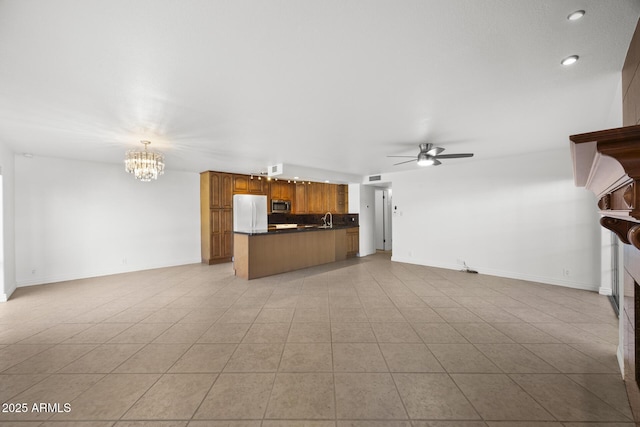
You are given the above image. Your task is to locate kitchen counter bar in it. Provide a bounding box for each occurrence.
[233,226,358,279]
[235,224,358,235]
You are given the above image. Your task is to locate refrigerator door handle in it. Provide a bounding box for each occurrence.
[251,202,256,229]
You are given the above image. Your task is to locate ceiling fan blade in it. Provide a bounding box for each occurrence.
[393,159,417,166]
[433,153,474,159]
[427,147,444,156]
[387,155,416,158]
[432,159,442,166]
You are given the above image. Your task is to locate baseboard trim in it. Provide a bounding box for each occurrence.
[599,287,613,296]
[390,256,599,292]
[16,258,201,288]
[0,286,14,302]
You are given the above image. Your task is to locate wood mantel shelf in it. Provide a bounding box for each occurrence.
[570,124,640,249]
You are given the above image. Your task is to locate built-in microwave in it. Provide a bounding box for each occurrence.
[271,199,291,213]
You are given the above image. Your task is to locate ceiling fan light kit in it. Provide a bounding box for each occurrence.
[417,153,434,166]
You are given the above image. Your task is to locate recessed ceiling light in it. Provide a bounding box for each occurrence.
[567,10,585,21]
[561,55,579,66]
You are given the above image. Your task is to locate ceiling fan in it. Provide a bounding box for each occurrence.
[388,143,474,166]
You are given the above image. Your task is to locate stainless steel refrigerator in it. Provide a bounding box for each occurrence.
[233,194,268,232]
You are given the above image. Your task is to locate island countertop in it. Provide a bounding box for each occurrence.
[233,225,360,279]
[234,223,359,236]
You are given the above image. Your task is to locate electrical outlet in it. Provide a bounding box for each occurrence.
[563,268,571,276]
[122,258,127,265]
[31,269,36,275]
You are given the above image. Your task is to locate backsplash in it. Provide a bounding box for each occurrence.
[269,213,359,226]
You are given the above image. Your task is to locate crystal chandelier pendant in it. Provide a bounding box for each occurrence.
[124,140,165,181]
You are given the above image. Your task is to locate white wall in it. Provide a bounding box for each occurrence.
[15,155,201,286]
[0,142,15,301]
[349,183,376,257]
[389,148,602,290]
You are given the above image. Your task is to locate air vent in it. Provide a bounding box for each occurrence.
[369,175,381,182]
[268,163,283,176]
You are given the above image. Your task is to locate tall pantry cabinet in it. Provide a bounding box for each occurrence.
[200,172,233,264]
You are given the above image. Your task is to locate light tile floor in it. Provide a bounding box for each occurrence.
[0,252,634,426]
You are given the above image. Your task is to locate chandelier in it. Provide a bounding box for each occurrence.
[124,140,165,182]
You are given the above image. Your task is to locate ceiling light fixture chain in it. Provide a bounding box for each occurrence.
[124,140,165,182]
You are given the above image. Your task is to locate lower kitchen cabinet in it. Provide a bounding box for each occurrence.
[210,209,233,260]
[346,227,359,258]
[234,226,360,279]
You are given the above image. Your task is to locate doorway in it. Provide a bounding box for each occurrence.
[375,188,392,251]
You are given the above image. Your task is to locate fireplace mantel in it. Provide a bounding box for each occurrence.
[570,125,640,249]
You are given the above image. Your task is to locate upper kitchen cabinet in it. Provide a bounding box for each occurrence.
[249,177,267,194]
[326,184,337,213]
[204,171,232,209]
[306,182,349,214]
[233,175,267,195]
[337,185,348,214]
[294,183,308,214]
[269,180,294,201]
[307,182,326,213]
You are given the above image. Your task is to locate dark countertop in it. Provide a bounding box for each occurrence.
[234,224,359,236]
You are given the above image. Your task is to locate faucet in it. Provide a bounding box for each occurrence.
[322,212,333,228]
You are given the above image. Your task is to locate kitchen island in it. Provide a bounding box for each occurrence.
[233,225,359,279]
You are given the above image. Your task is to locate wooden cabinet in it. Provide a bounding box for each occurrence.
[303,182,348,214]
[201,171,234,264]
[269,181,279,200]
[233,175,266,195]
[208,172,233,209]
[211,209,233,259]
[249,177,266,194]
[337,185,348,214]
[235,227,358,279]
[233,175,248,193]
[209,172,221,208]
[269,180,294,201]
[346,227,359,258]
[307,182,326,213]
[221,174,233,208]
[326,184,337,213]
[294,183,308,214]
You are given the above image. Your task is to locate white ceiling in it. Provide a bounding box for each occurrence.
[1,0,639,182]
